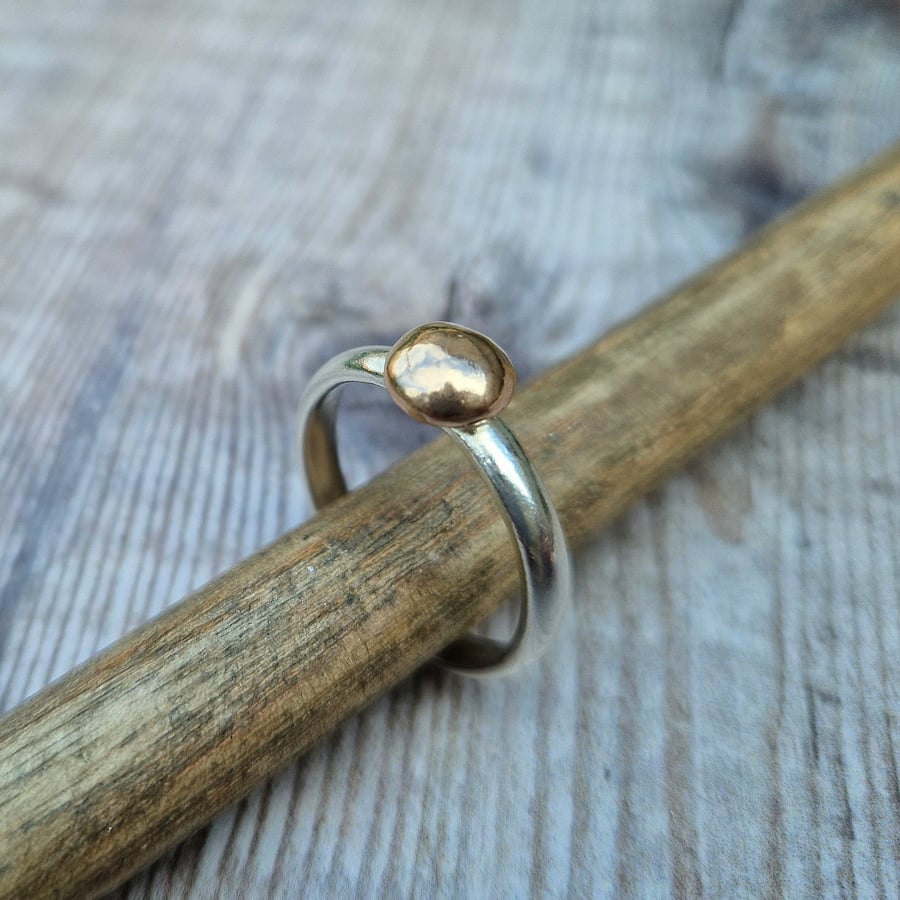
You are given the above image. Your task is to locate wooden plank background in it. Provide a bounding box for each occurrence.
[1,1,898,897]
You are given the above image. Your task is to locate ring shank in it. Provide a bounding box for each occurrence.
[296,347,570,676]
[298,348,386,508]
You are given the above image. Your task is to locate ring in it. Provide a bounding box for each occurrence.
[296,322,571,677]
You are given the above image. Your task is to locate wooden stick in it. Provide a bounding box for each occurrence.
[1,145,899,900]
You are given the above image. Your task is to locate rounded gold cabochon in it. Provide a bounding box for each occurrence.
[385,322,516,427]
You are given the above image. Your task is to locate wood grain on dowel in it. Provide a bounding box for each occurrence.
[1,146,899,900]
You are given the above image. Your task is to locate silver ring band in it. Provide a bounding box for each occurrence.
[296,326,570,677]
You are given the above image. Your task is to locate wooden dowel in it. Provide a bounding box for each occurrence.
[1,145,899,900]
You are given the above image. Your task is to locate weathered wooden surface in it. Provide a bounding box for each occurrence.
[2,148,899,900]
[0,1,898,897]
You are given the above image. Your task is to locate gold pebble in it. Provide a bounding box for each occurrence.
[385,322,516,427]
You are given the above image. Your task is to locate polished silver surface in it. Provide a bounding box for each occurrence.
[295,327,570,677]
